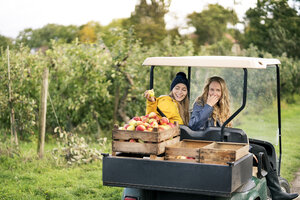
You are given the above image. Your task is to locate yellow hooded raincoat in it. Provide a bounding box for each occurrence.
[146,95,183,125]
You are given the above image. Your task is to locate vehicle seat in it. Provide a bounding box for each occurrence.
[179,125,248,144]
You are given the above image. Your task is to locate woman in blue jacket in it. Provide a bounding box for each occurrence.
[189,76,232,130]
[189,76,298,200]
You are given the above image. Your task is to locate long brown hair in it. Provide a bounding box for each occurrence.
[194,76,232,127]
[169,92,190,126]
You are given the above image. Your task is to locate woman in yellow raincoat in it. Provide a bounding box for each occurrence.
[144,72,189,125]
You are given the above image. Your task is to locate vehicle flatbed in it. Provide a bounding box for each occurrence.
[102,153,253,197]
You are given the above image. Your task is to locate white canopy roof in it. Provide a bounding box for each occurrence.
[142,56,281,69]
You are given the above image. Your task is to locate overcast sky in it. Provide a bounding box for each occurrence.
[0,0,256,39]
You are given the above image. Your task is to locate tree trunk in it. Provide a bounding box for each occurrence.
[117,71,134,123]
[38,67,49,159]
[112,56,130,125]
[7,46,18,147]
[113,81,120,125]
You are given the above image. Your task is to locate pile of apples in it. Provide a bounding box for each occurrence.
[119,112,176,132]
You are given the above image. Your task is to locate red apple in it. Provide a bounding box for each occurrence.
[141,116,149,123]
[136,121,143,126]
[124,124,130,129]
[129,139,136,143]
[147,127,153,132]
[149,118,157,124]
[159,117,169,125]
[143,123,150,129]
[127,125,135,131]
[150,121,159,128]
[128,119,137,127]
[136,124,146,131]
[148,112,157,119]
[168,122,176,128]
[133,116,141,121]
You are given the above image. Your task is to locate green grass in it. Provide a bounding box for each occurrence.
[0,99,300,199]
[0,141,122,200]
[236,97,300,182]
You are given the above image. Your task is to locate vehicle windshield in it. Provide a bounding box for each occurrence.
[190,67,278,145]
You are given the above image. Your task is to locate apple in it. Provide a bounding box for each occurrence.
[124,124,130,129]
[148,89,155,97]
[150,121,159,128]
[148,118,157,124]
[148,112,157,119]
[136,124,146,131]
[129,139,136,143]
[133,116,141,121]
[141,116,149,123]
[168,122,176,128]
[127,125,135,131]
[143,122,150,129]
[160,117,169,125]
[176,156,187,159]
[147,127,153,132]
[128,119,137,127]
[136,121,143,126]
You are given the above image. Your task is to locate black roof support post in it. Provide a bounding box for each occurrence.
[150,66,155,89]
[188,67,191,99]
[221,68,248,141]
[276,64,282,176]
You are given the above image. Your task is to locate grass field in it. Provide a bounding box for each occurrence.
[236,96,300,182]
[0,140,122,200]
[0,99,300,200]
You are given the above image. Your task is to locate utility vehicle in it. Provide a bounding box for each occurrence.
[102,56,292,200]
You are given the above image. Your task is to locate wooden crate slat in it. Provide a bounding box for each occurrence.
[165,140,214,159]
[165,146,199,157]
[113,136,180,155]
[199,148,236,165]
[164,156,198,163]
[112,141,158,154]
[112,129,159,142]
[112,124,179,142]
[157,127,180,142]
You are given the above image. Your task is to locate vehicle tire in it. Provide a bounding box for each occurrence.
[279,177,291,193]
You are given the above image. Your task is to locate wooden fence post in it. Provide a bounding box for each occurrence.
[38,67,49,159]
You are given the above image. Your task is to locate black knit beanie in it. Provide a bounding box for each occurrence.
[170,72,189,91]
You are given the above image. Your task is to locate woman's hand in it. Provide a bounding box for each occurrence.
[207,94,219,107]
[144,90,155,102]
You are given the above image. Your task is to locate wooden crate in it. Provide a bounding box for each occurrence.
[199,142,249,165]
[165,140,214,163]
[112,123,180,155]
